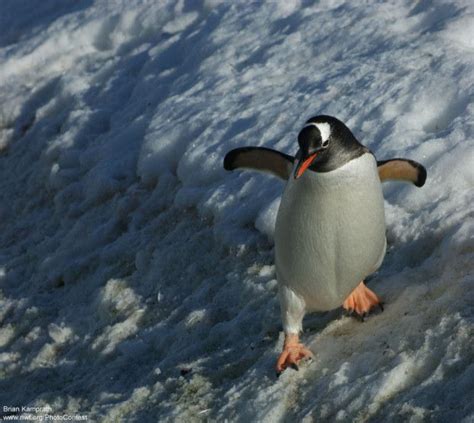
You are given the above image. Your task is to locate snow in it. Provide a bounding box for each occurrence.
[0,0,473,421]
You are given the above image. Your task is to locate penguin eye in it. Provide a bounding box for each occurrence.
[322,139,330,148]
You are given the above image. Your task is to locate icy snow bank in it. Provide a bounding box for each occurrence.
[0,0,473,421]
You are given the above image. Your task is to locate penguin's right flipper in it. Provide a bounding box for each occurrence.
[377,158,427,187]
[224,147,294,180]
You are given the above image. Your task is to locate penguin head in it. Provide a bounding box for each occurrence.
[294,115,367,179]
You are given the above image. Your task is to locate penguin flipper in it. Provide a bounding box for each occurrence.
[223,147,294,180]
[377,158,427,187]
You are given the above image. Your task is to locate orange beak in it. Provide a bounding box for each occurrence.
[295,153,318,179]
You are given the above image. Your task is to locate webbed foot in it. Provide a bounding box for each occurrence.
[276,333,313,376]
[343,281,383,320]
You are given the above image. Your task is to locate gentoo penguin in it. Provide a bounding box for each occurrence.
[224,115,426,375]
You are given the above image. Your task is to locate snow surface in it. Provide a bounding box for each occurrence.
[0,0,473,421]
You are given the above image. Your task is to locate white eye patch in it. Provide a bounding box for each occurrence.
[303,122,331,144]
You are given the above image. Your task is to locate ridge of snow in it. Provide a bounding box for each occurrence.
[0,0,473,421]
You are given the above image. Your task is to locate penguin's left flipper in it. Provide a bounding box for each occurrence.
[377,158,427,187]
[224,147,294,180]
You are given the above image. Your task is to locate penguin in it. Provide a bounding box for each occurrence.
[223,115,426,375]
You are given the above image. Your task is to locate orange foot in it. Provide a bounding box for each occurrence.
[343,281,384,321]
[276,333,313,376]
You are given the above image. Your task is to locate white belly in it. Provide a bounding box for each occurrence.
[275,153,386,311]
